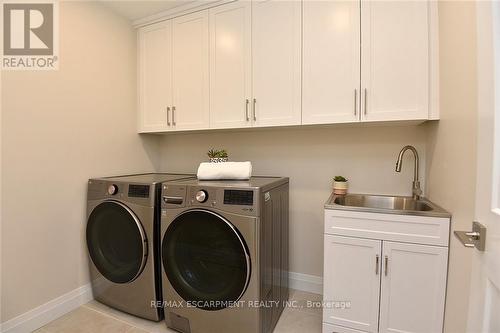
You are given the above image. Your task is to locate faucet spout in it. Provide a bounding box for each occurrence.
[395,145,421,200]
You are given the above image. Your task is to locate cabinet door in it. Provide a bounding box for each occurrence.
[380,241,448,333]
[361,1,429,121]
[209,1,252,129]
[323,235,381,332]
[172,11,209,130]
[252,0,301,127]
[303,1,360,124]
[138,21,172,132]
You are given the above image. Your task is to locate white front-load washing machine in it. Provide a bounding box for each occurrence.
[86,173,193,321]
[160,177,289,332]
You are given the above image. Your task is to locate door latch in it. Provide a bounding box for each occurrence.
[454,221,486,251]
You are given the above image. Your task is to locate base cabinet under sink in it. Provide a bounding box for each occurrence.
[323,210,450,333]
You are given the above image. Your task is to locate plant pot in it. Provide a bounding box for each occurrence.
[209,157,228,163]
[333,181,348,195]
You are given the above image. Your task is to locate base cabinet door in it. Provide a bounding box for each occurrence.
[209,1,252,129]
[379,241,448,333]
[138,21,172,132]
[323,235,382,333]
[172,10,210,130]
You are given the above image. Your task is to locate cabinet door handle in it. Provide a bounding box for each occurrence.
[245,99,250,121]
[375,254,380,275]
[172,106,176,125]
[252,98,257,121]
[384,255,389,276]
[166,106,171,126]
[364,88,368,115]
[354,89,358,116]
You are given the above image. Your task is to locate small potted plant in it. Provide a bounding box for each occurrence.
[207,149,229,163]
[333,176,348,195]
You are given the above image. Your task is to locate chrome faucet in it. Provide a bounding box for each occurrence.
[395,145,422,200]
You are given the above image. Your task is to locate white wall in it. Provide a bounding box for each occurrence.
[1,2,160,322]
[425,2,478,333]
[158,125,427,276]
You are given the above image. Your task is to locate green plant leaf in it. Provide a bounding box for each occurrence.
[207,148,229,159]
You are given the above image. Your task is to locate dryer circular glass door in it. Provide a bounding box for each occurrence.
[86,201,147,284]
[162,209,250,311]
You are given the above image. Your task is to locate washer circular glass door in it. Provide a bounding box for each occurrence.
[86,201,147,284]
[162,209,250,311]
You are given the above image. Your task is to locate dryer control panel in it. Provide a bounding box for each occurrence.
[161,185,260,217]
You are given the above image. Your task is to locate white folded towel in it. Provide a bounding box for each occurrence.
[197,161,252,180]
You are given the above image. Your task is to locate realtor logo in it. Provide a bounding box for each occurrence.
[2,1,59,70]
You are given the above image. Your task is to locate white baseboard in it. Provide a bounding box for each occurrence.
[0,272,322,333]
[289,271,323,295]
[1,284,93,333]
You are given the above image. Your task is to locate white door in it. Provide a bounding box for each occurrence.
[172,10,210,130]
[323,235,381,333]
[209,1,252,129]
[302,1,360,124]
[465,3,500,332]
[379,241,448,333]
[360,0,429,122]
[138,21,172,132]
[252,0,301,127]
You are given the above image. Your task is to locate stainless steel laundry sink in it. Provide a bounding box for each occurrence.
[325,193,450,217]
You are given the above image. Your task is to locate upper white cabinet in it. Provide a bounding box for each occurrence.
[361,1,429,121]
[209,0,301,129]
[172,11,210,130]
[138,21,172,132]
[138,0,436,133]
[138,12,209,133]
[252,0,301,127]
[209,1,252,129]
[303,1,360,124]
[303,0,431,124]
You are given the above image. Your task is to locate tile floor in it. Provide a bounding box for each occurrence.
[33,289,322,333]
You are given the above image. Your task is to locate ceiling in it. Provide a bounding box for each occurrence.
[99,1,195,21]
